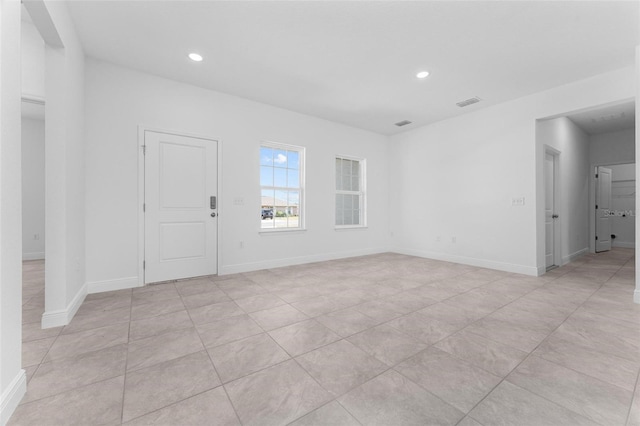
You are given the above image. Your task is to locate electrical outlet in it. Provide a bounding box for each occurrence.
[436,236,441,242]
[239,241,244,249]
[451,236,456,243]
[33,234,39,240]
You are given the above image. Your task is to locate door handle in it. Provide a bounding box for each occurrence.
[211,212,217,217]
[552,214,559,219]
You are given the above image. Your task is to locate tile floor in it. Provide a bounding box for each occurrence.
[11,249,640,425]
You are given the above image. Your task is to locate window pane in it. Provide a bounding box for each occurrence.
[335,158,342,177]
[288,151,299,170]
[353,209,360,225]
[344,195,353,210]
[288,191,300,207]
[342,159,351,175]
[352,194,360,210]
[342,175,352,191]
[260,166,273,186]
[344,210,353,225]
[336,194,344,209]
[274,150,288,168]
[352,160,359,175]
[336,208,344,226]
[261,189,275,229]
[287,169,299,188]
[274,168,287,187]
[274,190,287,207]
[351,176,359,191]
[260,147,273,166]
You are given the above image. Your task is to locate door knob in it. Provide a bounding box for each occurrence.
[552,214,559,219]
[211,212,217,217]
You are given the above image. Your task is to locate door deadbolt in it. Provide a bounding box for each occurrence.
[211,212,217,217]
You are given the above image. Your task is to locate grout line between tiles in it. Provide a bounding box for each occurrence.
[458,259,630,425]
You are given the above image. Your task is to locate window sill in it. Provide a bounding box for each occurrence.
[335,226,368,231]
[259,228,307,235]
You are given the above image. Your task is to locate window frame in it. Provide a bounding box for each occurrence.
[334,155,367,229]
[259,141,306,233]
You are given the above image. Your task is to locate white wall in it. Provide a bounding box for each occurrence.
[0,0,26,423]
[388,66,635,275]
[39,0,86,328]
[84,59,389,290]
[21,118,45,260]
[538,117,590,263]
[590,128,635,166]
[20,20,44,99]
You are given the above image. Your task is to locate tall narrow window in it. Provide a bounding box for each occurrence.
[260,142,304,230]
[335,156,366,227]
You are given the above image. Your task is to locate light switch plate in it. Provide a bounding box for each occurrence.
[512,197,525,207]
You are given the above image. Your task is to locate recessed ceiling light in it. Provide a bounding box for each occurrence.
[416,71,430,79]
[188,53,203,62]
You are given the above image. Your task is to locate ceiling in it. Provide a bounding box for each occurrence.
[567,101,635,135]
[65,1,639,136]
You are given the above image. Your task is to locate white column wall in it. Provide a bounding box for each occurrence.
[41,0,86,328]
[0,0,26,422]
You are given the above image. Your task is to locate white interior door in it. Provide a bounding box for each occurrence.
[144,131,218,284]
[544,153,557,268]
[596,166,612,253]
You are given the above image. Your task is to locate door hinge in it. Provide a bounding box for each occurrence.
[143,260,146,269]
[595,236,598,240]
[142,145,146,155]
[595,173,598,178]
[143,203,146,212]
[595,205,598,209]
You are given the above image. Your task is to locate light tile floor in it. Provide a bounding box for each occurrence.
[11,249,640,425]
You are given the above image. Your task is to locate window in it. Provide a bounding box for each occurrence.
[335,156,366,227]
[260,142,304,230]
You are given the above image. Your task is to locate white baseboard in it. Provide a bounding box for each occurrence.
[561,247,588,265]
[220,247,389,275]
[392,247,539,276]
[87,276,141,294]
[22,251,44,261]
[613,241,635,249]
[0,369,26,425]
[634,289,640,304]
[41,282,87,329]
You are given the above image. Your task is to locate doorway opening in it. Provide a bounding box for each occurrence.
[20,2,49,363]
[594,163,635,253]
[544,147,561,271]
[537,99,635,274]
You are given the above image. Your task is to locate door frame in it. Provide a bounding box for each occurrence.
[137,125,223,287]
[589,161,635,253]
[544,145,562,269]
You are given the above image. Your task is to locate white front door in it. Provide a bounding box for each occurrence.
[144,131,218,284]
[544,153,557,268]
[596,166,612,253]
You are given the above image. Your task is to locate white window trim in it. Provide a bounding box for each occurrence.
[259,140,306,233]
[335,155,367,229]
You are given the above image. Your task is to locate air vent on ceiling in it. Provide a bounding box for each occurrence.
[456,97,482,108]
[395,120,412,127]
